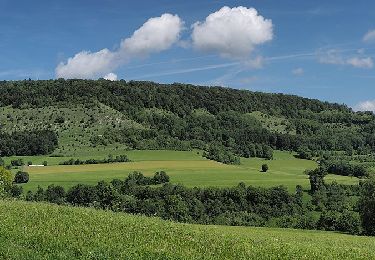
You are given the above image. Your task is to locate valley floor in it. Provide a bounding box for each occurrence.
[5,149,357,192]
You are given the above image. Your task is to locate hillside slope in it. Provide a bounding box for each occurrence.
[1,200,375,259]
[1,79,374,159]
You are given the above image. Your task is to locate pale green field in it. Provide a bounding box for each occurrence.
[1,200,374,260]
[11,150,358,192]
[4,147,204,166]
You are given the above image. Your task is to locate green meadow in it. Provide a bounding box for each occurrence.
[1,200,374,260]
[5,149,358,192]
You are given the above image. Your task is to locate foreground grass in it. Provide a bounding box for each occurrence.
[1,200,375,259]
[6,150,357,192]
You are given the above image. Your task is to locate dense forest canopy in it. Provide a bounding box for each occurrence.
[0,79,355,115]
[0,130,58,156]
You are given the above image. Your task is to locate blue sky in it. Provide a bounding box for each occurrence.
[0,0,374,110]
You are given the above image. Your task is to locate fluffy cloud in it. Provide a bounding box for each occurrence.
[318,49,373,69]
[56,49,116,79]
[104,72,118,81]
[56,14,183,79]
[363,30,375,42]
[191,6,273,59]
[292,68,304,75]
[355,100,375,112]
[121,14,183,57]
[347,57,373,69]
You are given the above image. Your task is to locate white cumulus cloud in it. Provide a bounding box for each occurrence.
[56,13,183,79]
[191,6,273,59]
[355,100,375,112]
[363,30,375,42]
[56,49,116,79]
[104,72,118,81]
[121,14,183,57]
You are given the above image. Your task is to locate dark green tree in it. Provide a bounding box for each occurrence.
[306,167,327,193]
[45,185,66,204]
[359,177,375,235]
[14,171,29,184]
[261,164,269,172]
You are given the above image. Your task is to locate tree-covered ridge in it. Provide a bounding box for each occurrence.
[0,79,374,160]
[0,79,354,116]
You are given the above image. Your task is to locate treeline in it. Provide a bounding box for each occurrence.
[5,169,373,235]
[0,130,58,156]
[20,175,361,234]
[59,154,130,165]
[116,171,169,186]
[24,175,306,229]
[306,167,375,235]
[202,143,241,164]
[321,160,369,178]
[5,162,375,235]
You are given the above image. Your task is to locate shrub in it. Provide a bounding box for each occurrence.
[9,185,23,197]
[0,166,13,196]
[318,210,340,231]
[338,211,361,235]
[33,186,46,201]
[203,143,241,165]
[153,171,170,184]
[45,185,66,204]
[11,159,24,167]
[261,164,269,172]
[67,184,98,206]
[14,171,29,184]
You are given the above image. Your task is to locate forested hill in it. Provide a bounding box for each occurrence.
[0,79,352,117]
[0,79,374,160]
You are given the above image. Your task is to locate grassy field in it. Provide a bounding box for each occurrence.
[5,149,358,192]
[1,200,374,260]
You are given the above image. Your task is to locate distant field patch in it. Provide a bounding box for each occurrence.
[16,150,358,192]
